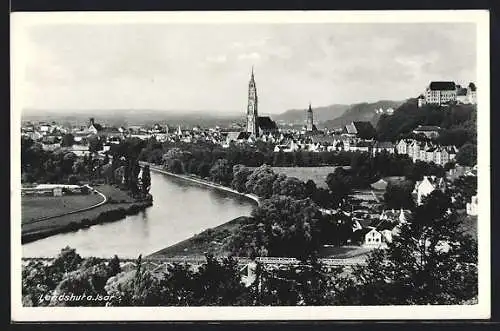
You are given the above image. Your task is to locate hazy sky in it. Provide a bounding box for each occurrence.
[21,23,476,114]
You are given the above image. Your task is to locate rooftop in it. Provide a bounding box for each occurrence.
[429,81,456,91]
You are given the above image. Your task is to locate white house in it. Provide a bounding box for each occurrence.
[361,228,383,247]
[424,81,457,105]
[466,195,478,216]
[372,141,395,156]
[396,139,410,155]
[413,176,446,205]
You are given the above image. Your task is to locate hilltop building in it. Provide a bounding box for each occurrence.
[418,81,477,107]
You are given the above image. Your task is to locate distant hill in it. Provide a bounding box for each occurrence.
[322,100,404,129]
[21,109,242,129]
[275,104,350,124]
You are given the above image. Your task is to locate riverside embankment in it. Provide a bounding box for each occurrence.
[22,184,153,244]
[22,171,256,258]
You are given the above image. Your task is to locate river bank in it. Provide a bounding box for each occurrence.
[143,164,259,259]
[147,215,251,258]
[144,163,260,206]
[22,184,153,244]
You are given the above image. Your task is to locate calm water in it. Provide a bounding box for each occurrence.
[22,172,256,258]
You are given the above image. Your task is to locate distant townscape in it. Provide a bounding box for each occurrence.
[21,67,478,307]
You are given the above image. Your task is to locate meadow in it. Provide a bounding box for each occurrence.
[22,193,105,224]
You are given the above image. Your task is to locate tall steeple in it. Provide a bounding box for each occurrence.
[246,66,259,137]
[306,102,314,132]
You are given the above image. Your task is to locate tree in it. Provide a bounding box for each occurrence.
[141,165,151,195]
[245,165,277,199]
[448,175,477,209]
[88,136,103,154]
[246,196,323,259]
[67,175,79,185]
[102,163,114,184]
[169,159,184,174]
[108,255,121,278]
[62,152,77,175]
[343,190,478,305]
[383,180,415,209]
[326,168,353,206]
[197,162,211,178]
[51,246,83,276]
[191,254,247,306]
[273,176,307,199]
[305,180,317,199]
[231,165,253,193]
[256,256,341,306]
[61,133,75,147]
[456,143,477,167]
[209,158,233,186]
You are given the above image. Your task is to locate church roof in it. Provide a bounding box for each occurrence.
[370,178,388,191]
[345,121,376,138]
[310,134,335,144]
[226,131,251,141]
[413,125,441,132]
[257,116,278,130]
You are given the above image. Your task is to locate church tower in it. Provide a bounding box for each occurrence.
[246,66,259,137]
[306,102,314,131]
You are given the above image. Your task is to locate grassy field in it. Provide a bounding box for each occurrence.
[318,245,373,258]
[22,194,105,224]
[148,216,250,258]
[271,166,348,188]
[22,184,144,235]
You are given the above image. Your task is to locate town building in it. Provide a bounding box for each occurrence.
[467,82,477,104]
[413,176,446,205]
[344,121,376,139]
[305,103,317,132]
[245,67,278,138]
[246,67,259,137]
[395,138,456,166]
[424,81,457,105]
[88,118,103,135]
[224,131,252,146]
[418,81,477,107]
[372,141,395,156]
[466,195,478,216]
[412,125,441,139]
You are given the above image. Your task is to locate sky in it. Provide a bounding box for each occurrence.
[20,22,476,114]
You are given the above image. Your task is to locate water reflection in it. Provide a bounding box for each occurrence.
[22,172,256,258]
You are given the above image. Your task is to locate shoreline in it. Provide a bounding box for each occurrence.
[22,200,153,244]
[22,184,153,244]
[144,163,260,206]
[144,163,260,259]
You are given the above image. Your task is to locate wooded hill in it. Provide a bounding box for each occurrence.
[375,98,477,147]
[321,100,404,129]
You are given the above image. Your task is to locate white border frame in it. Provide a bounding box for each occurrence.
[10,10,490,321]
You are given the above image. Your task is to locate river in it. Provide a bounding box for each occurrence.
[22,172,256,258]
